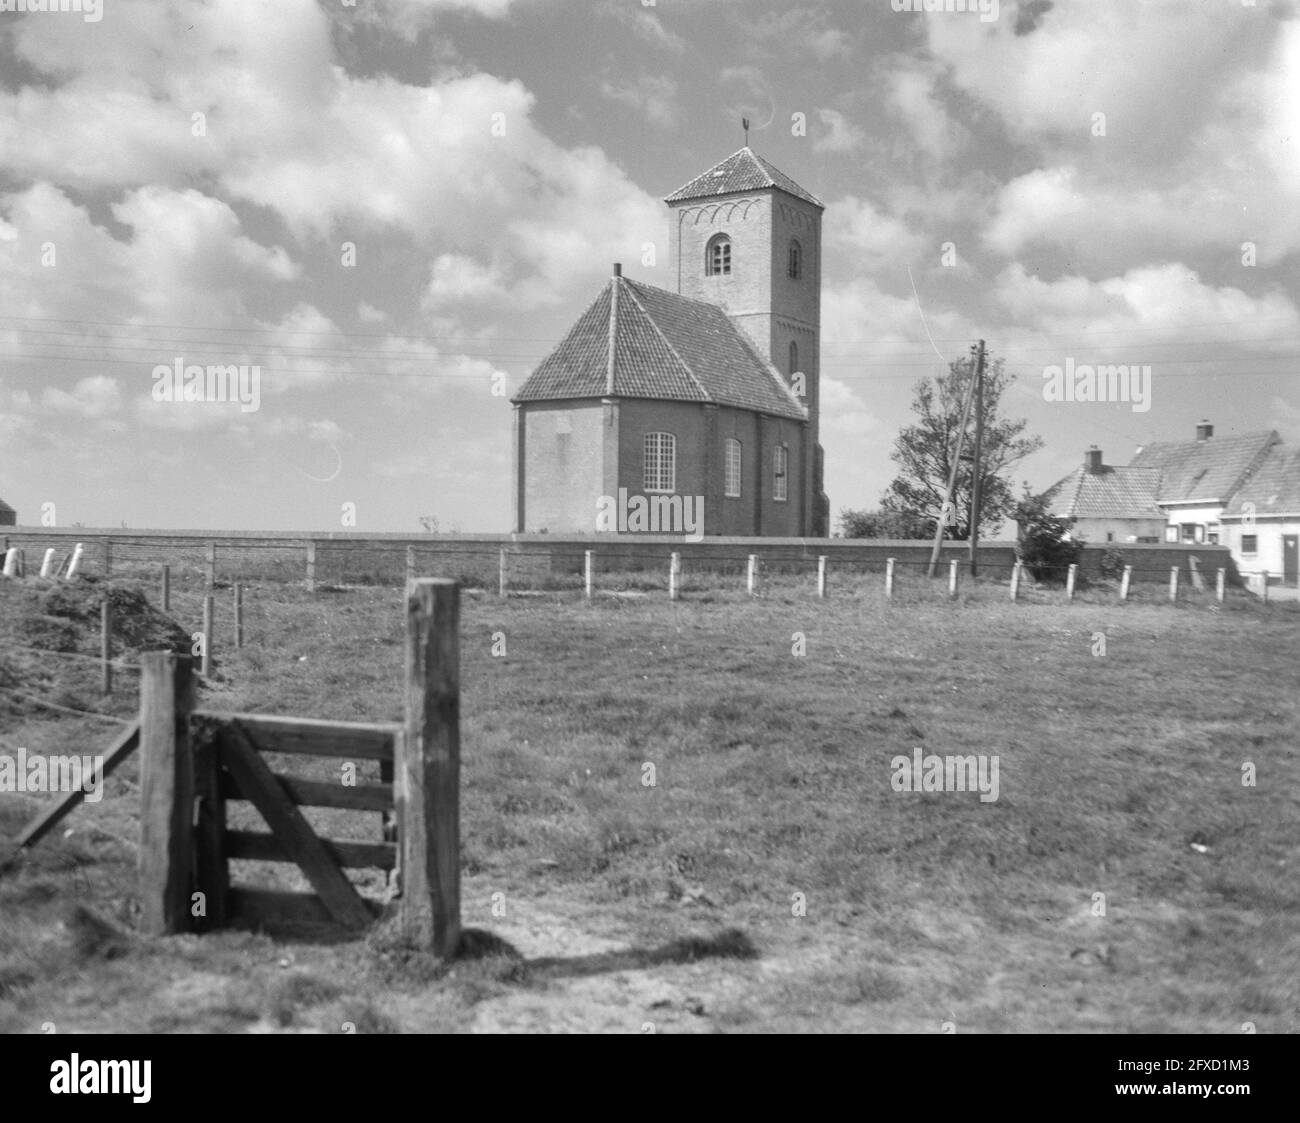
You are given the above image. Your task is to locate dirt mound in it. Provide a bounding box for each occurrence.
[0,575,190,724]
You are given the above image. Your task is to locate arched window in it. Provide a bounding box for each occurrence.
[789,341,799,376]
[725,439,742,498]
[773,444,789,502]
[788,239,801,279]
[706,234,731,276]
[644,432,676,493]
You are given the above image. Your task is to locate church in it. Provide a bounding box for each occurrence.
[511,146,830,537]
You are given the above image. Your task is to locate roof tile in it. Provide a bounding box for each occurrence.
[1128,431,1278,503]
[664,147,823,209]
[512,277,806,420]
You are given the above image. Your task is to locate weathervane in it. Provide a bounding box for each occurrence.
[742,116,750,147]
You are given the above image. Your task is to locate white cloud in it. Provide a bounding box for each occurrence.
[825,194,927,269]
[812,109,865,155]
[993,261,1300,347]
[40,376,122,417]
[599,74,678,130]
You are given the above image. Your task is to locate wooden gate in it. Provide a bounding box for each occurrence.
[190,712,401,932]
[137,578,461,954]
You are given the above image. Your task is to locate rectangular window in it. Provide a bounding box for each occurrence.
[1164,525,1178,543]
[1242,534,1258,554]
[1207,523,1220,545]
[773,444,788,502]
[643,432,675,493]
[725,438,742,498]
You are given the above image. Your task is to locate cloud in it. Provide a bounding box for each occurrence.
[1013,0,1054,37]
[599,74,679,130]
[825,195,927,269]
[882,63,969,164]
[41,376,122,417]
[993,261,1300,347]
[601,0,686,54]
[812,109,865,155]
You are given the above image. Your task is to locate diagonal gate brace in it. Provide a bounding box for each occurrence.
[220,720,373,930]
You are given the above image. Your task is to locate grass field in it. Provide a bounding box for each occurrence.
[2,573,1298,1033]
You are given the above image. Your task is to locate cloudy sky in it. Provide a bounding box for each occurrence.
[1,0,1296,533]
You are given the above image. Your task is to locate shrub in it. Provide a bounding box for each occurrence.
[1097,547,1127,582]
[1013,489,1085,584]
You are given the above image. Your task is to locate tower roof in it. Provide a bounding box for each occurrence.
[511,273,807,420]
[664,147,823,209]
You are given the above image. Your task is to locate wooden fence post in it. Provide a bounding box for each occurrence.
[138,653,196,936]
[817,555,827,599]
[1010,561,1021,601]
[1,548,16,578]
[1169,566,1179,603]
[1261,570,1269,605]
[101,598,112,695]
[161,564,171,611]
[66,543,84,579]
[1216,568,1225,603]
[948,559,959,599]
[406,545,415,592]
[498,548,507,598]
[233,583,243,650]
[669,552,681,601]
[201,595,214,677]
[1066,564,1077,600]
[747,554,758,596]
[584,550,593,600]
[193,718,228,932]
[206,542,217,588]
[402,579,461,958]
[41,548,56,578]
[103,537,112,578]
[305,542,316,593]
[1120,565,1132,601]
[885,557,895,598]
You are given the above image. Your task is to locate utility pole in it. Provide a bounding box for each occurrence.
[926,344,980,578]
[968,339,986,576]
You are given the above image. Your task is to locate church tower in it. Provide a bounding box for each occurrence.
[664,147,829,535]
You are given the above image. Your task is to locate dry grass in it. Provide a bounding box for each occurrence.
[1,573,1297,1032]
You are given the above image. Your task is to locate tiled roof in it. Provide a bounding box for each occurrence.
[1129,431,1279,504]
[1050,465,1165,519]
[664,147,823,209]
[512,276,807,420]
[1222,443,1300,517]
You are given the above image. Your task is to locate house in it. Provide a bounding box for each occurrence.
[1218,442,1300,587]
[1046,446,1166,544]
[1050,422,1299,586]
[511,147,829,537]
[1129,422,1278,548]
[0,497,15,527]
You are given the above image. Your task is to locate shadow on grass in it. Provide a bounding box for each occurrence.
[459,925,759,981]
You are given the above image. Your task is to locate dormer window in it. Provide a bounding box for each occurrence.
[788,239,801,280]
[706,234,731,276]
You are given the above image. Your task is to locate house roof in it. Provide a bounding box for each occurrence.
[512,275,808,420]
[1128,430,1279,504]
[1221,442,1300,518]
[1049,464,1165,520]
[0,497,14,515]
[664,147,824,209]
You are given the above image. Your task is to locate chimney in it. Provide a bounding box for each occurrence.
[1196,420,1213,441]
[1085,446,1103,474]
[612,262,621,277]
